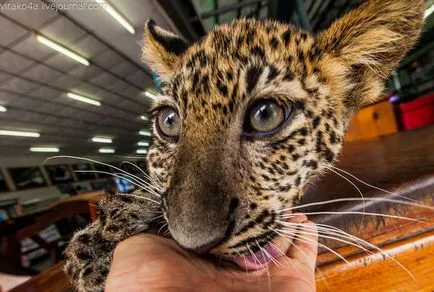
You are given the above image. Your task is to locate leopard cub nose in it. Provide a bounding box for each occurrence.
[170,197,240,254]
[188,198,239,254]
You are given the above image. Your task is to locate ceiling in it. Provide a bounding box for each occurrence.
[191,0,365,35]
[0,0,432,159]
[0,0,178,157]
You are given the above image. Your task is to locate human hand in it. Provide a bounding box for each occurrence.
[106,214,318,292]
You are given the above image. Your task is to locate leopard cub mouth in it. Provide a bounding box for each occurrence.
[154,204,301,272]
[223,234,294,271]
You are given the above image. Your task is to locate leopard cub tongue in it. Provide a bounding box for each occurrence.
[231,235,293,271]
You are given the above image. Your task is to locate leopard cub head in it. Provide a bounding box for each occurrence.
[141,0,424,263]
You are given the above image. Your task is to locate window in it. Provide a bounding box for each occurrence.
[9,167,47,190]
[45,165,74,184]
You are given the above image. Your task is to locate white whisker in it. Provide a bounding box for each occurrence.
[149,168,164,187]
[271,227,350,264]
[255,240,272,290]
[325,166,366,230]
[115,192,160,205]
[266,237,299,271]
[281,211,423,222]
[148,214,165,225]
[283,234,328,284]
[74,170,158,197]
[158,222,168,235]
[237,251,249,274]
[277,221,374,256]
[120,161,163,190]
[247,243,262,270]
[112,172,161,198]
[257,240,280,268]
[114,155,149,159]
[46,155,160,196]
[331,166,422,204]
[278,221,415,280]
[280,197,434,212]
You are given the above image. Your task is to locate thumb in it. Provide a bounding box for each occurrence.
[269,217,318,275]
[287,221,318,271]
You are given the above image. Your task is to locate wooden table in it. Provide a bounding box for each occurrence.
[45,191,105,222]
[0,191,105,277]
[11,126,434,291]
[9,263,71,292]
[305,125,434,291]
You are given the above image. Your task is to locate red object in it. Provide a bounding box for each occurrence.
[399,93,434,130]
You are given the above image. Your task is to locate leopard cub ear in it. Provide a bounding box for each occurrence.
[318,0,425,107]
[142,20,189,79]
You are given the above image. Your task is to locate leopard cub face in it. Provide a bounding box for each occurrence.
[141,0,424,264]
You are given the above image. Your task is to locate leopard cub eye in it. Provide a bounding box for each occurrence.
[244,100,292,136]
[156,107,181,139]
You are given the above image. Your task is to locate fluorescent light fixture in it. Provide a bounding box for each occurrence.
[99,148,115,154]
[137,141,149,147]
[36,35,90,66]
[92,137,112,143]
[95,0,135,34]
[144,90,157,100]
[139,130,152,137]
[136,149,148,154]
[67,93,101,106]
[30,147,60,153]
[425,4,434,18]
[0,130,40,138]
[0,105,6,112]
[140,115,148,121]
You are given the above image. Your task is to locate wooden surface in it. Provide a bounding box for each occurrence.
[316,230,434,291]
[7,193,106,292]
[10,126,434,292]
[0,191,105,278]
[305,125,434,291]
[46,191,104,222]
[9,263,72,292]
[345,100,398,142]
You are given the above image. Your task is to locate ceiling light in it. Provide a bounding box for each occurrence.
[425,4,434,18]
[144,90,157,100]
[0,130,40,138]
[36,35,90,66]
[92,137,112,143]
[95,0,135,34]
[0,105,7,112]
[139,130,152,137]
[99,148,115,154]
[30,147,60,153]
[140,115,148,121]
[137,141,149,147]
[67,93,101,106]
[136,149,148,154]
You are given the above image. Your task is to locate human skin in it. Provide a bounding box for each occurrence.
[106,215,318,292]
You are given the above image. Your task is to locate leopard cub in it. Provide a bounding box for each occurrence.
[65,0,424,290]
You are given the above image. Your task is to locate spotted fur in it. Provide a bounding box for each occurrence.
[65,0,424,290]
[64,191,160,291]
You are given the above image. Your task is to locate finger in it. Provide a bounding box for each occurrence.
[287,221,318,271]
[108,234,159,276]
[115,233,179,255]
[106,234,188,292]
[288,213,308,224]
[108,234,181,279]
